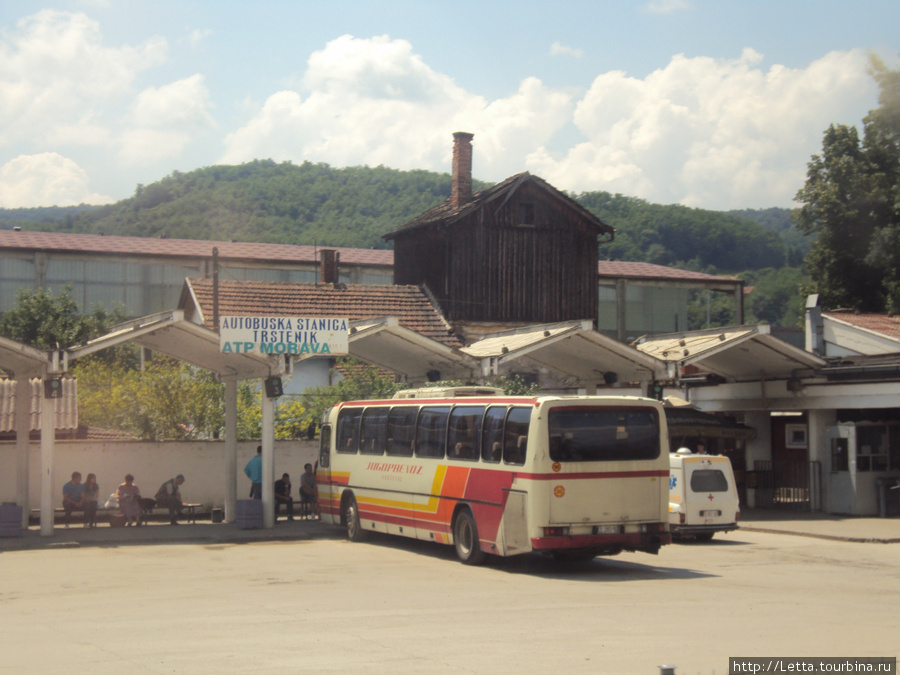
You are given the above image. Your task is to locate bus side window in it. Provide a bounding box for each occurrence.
[503,407,531,465]
[318,425,331,468]
[386,406,417,457]
[448,406,484,461]
[416,407,449,459]
[337,408,362,454]
[360,407,388,456]
[482,406,506,463]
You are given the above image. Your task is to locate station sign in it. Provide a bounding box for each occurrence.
[219,316,349,356]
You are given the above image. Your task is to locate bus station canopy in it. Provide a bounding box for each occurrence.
[462,320,667,386]
[346,317,480,383]
[634,324,826,383]
[0,335,50,377]
[67,310,274,379]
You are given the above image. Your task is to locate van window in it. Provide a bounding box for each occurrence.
[690,469,729,492]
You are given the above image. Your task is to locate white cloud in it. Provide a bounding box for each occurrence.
[0,153,113,207]
[188,28,212,50]
[222,35,573,178]
[528,48,874,209]
[119,74,215,163]
[550,42,584,58]
[0,10,167,147]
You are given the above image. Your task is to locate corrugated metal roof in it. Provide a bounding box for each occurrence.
[0,229,393,267]
[597,260,739,284]
[1,229,741,284]
[824,312,900,341]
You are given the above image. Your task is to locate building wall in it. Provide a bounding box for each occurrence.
[0,439,319,510]
[0,249,391,319]
[393,183,599,325]
[598,284,690,339]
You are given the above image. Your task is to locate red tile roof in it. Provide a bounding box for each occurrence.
[185,278,462,348]
[824,312,900,341]
[0,229,393,267]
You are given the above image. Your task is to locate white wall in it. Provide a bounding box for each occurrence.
[0,439,319,510]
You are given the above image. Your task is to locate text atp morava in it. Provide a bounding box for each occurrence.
[219,316,349,356]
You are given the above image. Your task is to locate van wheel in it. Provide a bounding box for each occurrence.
[453,509,486,565]
[344,496,365,542]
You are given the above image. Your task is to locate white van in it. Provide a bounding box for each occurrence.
[668,449,740,540]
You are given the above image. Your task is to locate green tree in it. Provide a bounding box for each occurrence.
[300,359,401,430]
[0,285,119,351]
[796,56,900,311]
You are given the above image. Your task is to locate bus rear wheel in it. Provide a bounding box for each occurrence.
[453,509,486,565]
[344,495,365,542]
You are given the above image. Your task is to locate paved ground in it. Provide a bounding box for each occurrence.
[1,509,898,551]
[1,519,897,674]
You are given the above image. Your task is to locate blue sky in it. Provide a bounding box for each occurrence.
[1,0,898,211]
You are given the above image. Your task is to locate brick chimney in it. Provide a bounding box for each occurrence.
[320,249,339,284]
[451,131,474,208]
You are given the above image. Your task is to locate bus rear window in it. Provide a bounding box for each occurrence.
[548,407,660,462]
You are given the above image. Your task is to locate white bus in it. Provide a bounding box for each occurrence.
[316,388,671,564]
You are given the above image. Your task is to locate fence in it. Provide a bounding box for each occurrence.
[752,460,822,511]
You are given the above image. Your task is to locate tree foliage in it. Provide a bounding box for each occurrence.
[795,56,900,312]
[0,286,121,351]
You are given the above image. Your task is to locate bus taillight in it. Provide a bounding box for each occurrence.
[641,522,668,533]
[543,526,569,537]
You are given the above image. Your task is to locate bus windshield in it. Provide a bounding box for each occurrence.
[548,406,660,462]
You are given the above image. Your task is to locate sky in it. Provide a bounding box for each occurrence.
[1,1,898,213]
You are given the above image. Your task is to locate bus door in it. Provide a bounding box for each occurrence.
[317,423,333,522]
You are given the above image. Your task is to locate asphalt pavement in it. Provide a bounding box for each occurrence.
[0,509,898,552]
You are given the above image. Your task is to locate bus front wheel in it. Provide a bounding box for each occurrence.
[453,509,486,565]
[344,496,365,542]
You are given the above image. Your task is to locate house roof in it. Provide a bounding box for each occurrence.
[823,312,900,342]
[383,172,614,240]
[182,278,462,348]
[0,229,393,268]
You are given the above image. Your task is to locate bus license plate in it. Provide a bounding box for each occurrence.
[595,525,619,534]
[700,510,721,517]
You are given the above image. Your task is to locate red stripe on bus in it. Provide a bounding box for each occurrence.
[518,469,669,480]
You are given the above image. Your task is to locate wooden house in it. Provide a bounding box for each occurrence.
[384,133,614,337]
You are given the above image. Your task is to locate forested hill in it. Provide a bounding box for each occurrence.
[0,159,799,275]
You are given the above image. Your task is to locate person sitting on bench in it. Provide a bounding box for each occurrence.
[62,471,85,529]
[155,474,186,525]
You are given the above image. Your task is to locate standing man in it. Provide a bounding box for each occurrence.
[274,473,293,521]
[299,463,317,519]
[244,446,263,499]
[61,471,85,529]
[155,474,186,525]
